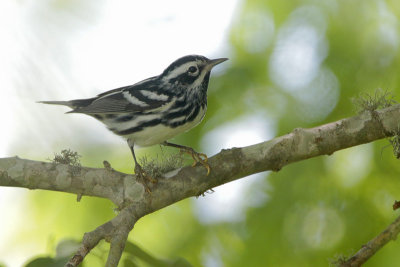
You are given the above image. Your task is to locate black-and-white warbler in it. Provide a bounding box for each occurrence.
[40,55,227,190]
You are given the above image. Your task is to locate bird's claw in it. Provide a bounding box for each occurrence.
[180,148,211,175]
[134,165,157,193]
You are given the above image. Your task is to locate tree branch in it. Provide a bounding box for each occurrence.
[339,214,400,267]
[65,204,138,267]
[2,104,400,266]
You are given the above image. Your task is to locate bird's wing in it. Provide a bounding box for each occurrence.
[70,77,172,114]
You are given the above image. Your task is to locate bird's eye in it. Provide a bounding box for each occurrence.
[188,66,198,74]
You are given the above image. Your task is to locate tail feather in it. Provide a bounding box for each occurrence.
[38,98,97,110]
[38,100,73,107]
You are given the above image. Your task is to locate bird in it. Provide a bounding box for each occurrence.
[39,55,228,191]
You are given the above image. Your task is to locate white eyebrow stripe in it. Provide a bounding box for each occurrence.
[122,91,149,107]
[163,61,199,80]
[140,90,169,101]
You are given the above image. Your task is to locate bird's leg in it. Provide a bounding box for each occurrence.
[162,141,210,175]
[128,141,157,193]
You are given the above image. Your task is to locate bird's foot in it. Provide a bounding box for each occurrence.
[180,147,211,175]
[134,164,157,193]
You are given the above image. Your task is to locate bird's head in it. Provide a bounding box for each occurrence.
[161,55,228,91]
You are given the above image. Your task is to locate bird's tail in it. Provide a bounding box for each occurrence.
[38,100,73,107]
[38,98,96,109]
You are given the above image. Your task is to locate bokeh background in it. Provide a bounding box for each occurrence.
[1,0,400,266]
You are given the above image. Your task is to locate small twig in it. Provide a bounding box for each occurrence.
[65,205,138,267]
[106,228,131,267]
[65,227,104,267]
[103,160,114,171]
[339,215,400,267]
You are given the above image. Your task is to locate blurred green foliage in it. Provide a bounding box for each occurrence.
[13,0,400,266]
[25,257,69,267]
